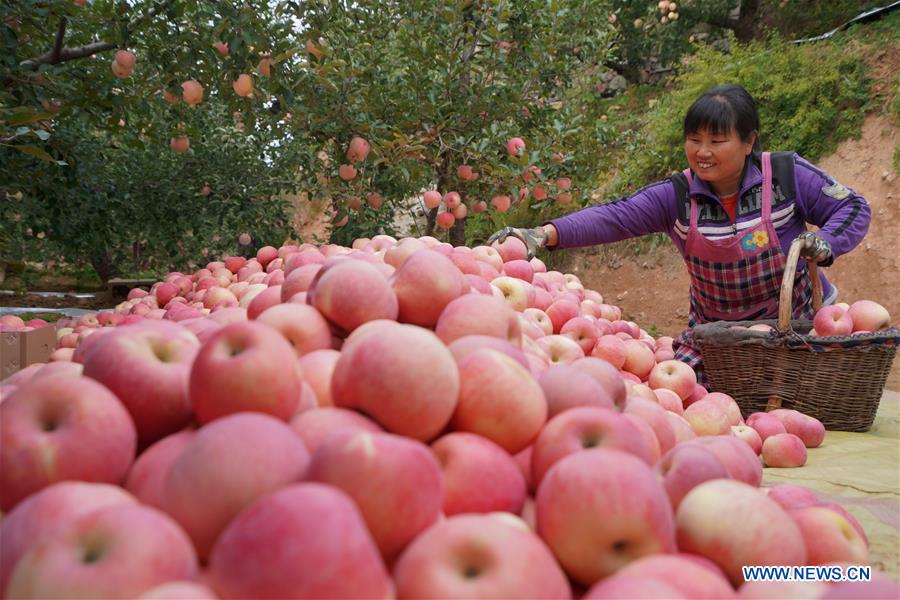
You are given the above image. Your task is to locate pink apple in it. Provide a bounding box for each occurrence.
[536,448,677,586]
[813,304,854,336]
[447,334,530,370]
[655,443,729,511]
[591,334,628,370]
[545,298,580,333]
[306,430,442,562]
[761,432,807,468]
[768,409,825,448]
[765,483,819,510]
[502,259,534,283]
[746,411,788,442]
[687,435,763,487]
[533,407,653,487]
[788,504,868,565]
[535,334,585,365]
[332,322,459,441]
[453,349,547,454]
[666,412,697,443]
[621,338,655,380]
[731,425,763,455]
[308,259,398,333]
[676,479,807,585]
[280,263,322,300]
[138,581,218,599]
[208,483,392,599]
[523,307,553,336]
[293,349,339,407]
[570,356,628,410]
[289,406,383,454]
[648,359,697,401]
[491,235,528,262]
[471,245,504,272]
[435,293,522,346]
[391,249,468,327]
[81,323,199,444]
[124,429,196,509]
[0,375,136,511]
[7,503,197,599]
[432,432,527,516]
[538,364,617,417]
[161,413,310,560]
[189,321,303,423]
[393,514,571,599]
[560,316,600,354]
[491,276,531,312]
[584,575,683,599]
[683,399,732,436]
[0,482,136,595]
[738,580,828,598]
[624,396,677,455]
[704,391,743,426]
[654,388,684,415]
[610,553,736,599]
[255,302,332,358]
[847,299,891,332]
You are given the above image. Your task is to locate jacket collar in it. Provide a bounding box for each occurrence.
[687,154,762,200]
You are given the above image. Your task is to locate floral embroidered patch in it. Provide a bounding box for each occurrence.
[740,230,769,250]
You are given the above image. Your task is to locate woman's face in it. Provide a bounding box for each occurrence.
[684,127,756,195]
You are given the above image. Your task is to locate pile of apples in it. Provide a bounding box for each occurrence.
[1,235,897,599]
[0,316,53,333]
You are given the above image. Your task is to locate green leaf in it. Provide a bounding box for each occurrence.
[15,145,57,162]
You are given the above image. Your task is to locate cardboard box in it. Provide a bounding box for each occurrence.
[1,325,57,381]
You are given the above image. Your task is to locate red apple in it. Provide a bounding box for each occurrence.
[812,304,853,336]
[538,364,617,417]
[391,249,468,327]
[648,359,697,401]
[432,432,528,516]
[847,299,891,332]
[536,448,677,586]
[124,429,195,509]
[0,482,136,595]
[532,407,653,487]
[7,503,197,599]
[255,302,332,358]
[676,479,807,585]
[655,443,729,511]
[435,293,522,346]
[0,375,136,511]
[208,483,392,599]
[761,432,807,468]
[189,321,303,423]
[161,413,310,560]
[452,348,547,454]
[332,322,459,441]
[393,514,571,599]
[306,430,443,561]
[82,323,199,444]
[308,259,398,334]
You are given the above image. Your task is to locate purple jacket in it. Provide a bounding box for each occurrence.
[548,153,871,302]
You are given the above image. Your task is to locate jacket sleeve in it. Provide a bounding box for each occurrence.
[792,154,871,264]
[546,180,678,249]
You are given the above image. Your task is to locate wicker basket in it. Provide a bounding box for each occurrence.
[694,238,899,432]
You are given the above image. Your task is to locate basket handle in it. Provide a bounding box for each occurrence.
[778,237,823,333]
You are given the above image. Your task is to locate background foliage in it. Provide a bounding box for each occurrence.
[0,0,894,282]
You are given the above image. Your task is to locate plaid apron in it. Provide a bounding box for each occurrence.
[673,152,814,385]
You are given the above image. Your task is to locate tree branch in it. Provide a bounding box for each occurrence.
[20,0,176,70]
[51,17,67,63]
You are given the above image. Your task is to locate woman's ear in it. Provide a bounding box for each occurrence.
[745,131,758,154]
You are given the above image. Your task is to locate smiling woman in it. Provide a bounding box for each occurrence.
[487,84,872,384]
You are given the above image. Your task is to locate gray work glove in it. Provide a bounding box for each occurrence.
[486,226,548,260]
[797,231,833,265]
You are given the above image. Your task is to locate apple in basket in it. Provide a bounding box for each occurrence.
[812,305,853,336]
[847,300,891,333]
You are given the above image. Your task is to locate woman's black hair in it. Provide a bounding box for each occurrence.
[683,84,761,151]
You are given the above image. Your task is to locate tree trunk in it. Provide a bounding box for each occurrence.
[734,0,760,42]
[89,248,118,283]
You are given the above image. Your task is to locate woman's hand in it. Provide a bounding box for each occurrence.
[797,231,832,264]
[486,226,550,260]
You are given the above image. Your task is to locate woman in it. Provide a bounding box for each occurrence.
[487,84,871,383]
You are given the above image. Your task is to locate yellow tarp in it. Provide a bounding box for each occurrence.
[762,390,900,578]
